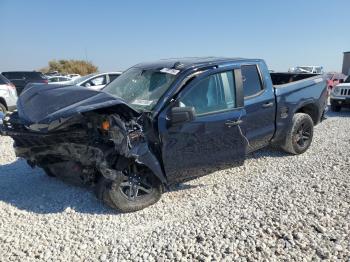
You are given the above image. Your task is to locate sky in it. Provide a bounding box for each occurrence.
[0,0,349,73]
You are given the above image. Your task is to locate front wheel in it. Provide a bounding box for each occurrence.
[281,113,314,155]
[96,165,163,213]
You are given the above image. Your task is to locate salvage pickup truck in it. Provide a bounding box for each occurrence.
[0,57,327,212]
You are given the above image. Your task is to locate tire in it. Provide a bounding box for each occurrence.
[96,166,163,213]
[281,113,314,155]
[0,102,6,113]
[330,103,341,112]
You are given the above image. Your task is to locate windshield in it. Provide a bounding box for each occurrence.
[72,74,95,85]
[103,68,178,111]
[345,76,350,83]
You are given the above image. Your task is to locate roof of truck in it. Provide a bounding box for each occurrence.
[133,57,263,70]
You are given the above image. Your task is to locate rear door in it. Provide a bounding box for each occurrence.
[158,68,247,184]
[241,63,276,151]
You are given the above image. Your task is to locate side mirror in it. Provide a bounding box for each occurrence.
[339,79,344,83]
[170,106,195,125]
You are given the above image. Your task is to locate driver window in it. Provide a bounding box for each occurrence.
[179,71,236,115]
[91,75,106,86]
[85,75,106,87]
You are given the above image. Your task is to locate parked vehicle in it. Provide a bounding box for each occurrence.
[1,71,48,95]
[67,74,81,80]
[48,76,72,85]
[0,57,327,212]
[326,72,346,90]
[45,71,60,77]
[0,74,18,113]
[330,75,350,111]
[69,72,122,90]
[289,66,323,74]
[44,72,122,89]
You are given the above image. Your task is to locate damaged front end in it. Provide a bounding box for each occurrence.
[0,85,166,188]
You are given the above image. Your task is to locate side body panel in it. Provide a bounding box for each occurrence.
[273,75,327,143]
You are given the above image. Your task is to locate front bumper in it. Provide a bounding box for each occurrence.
[330,97,350,107]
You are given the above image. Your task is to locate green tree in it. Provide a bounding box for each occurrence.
[40,59,98,76]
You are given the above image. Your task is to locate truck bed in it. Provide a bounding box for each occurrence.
[269,72,327,144]
[270,72,320,86]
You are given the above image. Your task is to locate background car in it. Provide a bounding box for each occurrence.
[67,74,80,80]
[0,74,18,113]
[48,76,72,85]
[1,71,48,95]
[71,72,122,90]
[330,75,350,111]
[288,66,323,74]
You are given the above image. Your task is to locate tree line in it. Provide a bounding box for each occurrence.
[40,59,98,75]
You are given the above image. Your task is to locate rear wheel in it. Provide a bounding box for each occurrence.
[0,103,6,113]
[96,165,163,213]
[330,103,341,112]
[281,113,314,155]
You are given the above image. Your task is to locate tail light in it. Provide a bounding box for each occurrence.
[41,79,49,84]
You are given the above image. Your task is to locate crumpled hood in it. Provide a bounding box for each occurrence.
[17,84,139,131]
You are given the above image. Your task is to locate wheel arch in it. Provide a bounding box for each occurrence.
[131,143,168,185]
[295,102,319,125]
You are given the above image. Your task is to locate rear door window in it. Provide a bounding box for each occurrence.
[241,65,264,97]
[48,77,58,82]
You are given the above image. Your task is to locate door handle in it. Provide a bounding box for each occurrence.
[225,119,243,127]
[262,102,274,108]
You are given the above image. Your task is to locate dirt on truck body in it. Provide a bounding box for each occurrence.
[0,57,327,212]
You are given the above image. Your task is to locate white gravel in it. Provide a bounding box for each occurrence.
[0,110,349,261]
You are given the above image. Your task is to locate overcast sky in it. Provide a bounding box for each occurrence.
[0,0,349,72]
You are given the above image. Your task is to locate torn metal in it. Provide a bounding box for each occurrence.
[1,84,167,184]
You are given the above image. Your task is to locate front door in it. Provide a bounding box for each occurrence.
[158,68,247,184]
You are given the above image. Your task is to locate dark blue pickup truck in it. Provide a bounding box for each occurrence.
[0,57,327,212]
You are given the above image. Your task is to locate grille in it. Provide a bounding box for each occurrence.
[340,88,350,96]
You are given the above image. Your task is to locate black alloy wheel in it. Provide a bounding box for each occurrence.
[294,122,312,150]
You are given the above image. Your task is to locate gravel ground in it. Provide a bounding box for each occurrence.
[0,110,349,262]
